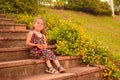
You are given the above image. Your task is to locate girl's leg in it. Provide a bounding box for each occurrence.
[45,60,58,74]
[46,60,52,68]
[52,59,61,67]
[53,59,66,73]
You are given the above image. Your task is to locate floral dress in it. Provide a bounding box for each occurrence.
[29,31,56,60]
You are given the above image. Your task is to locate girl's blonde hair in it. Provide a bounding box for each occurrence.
[31,17,46,35]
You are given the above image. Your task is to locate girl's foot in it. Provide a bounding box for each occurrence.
[46,67,58,74]
[58,66,66,73]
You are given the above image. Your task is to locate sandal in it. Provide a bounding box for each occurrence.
[46,67,58,74]
[58,66,66,73]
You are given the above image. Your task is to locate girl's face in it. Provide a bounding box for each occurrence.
[34,19,44,31]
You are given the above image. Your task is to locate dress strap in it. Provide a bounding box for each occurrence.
[32,30,37,37]
[33,30,35,34]
[33,30,44,39]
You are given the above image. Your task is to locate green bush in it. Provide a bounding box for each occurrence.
[54,0,66,9]
[81,39,109,65]
[65,0,112,15]
[0,0,39,14]
[47,19,86,56]
[15,14,35,29]
[80,39,120,79]
[6,13,35,29]
[114,0,120,15]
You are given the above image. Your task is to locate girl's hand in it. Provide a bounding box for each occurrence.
[36,44,45,50]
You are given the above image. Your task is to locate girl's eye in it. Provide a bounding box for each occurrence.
[37,22,43,25]
[40,23,43,25]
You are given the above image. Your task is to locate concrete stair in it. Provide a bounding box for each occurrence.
[21,66,106,80]
[0,47,29,62]
[0,45,56,62]
[0,23,26,31]
[0,30,29,39]
[0,56,106,80]
[0,18,15,24]
[0,14,6,18]
[0,38,26,48]
[0,14,107,80]
[0,56,82,80]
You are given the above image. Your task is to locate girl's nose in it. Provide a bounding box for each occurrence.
[39,23,43,26]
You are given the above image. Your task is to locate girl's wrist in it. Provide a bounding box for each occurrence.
[35,44,38,47]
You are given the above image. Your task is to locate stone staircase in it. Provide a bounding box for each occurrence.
[0,14,107,80]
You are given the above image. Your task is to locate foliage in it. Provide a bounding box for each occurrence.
[103,61,120,80]
[114,0,120,15]
[0,0,40,14]
[80,39,120,79]
[6,7,48,29]
[15,14,35,29]
[65,0,112,15]
[81,39,109,65]
[47,19,85,56]
[53,0,67,9]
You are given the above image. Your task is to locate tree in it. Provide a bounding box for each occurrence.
[114,0,120,14]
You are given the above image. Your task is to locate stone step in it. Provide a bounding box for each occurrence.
[0,14,6,18]
[0,23,26,31]
[0,56,81,80]
[0,47,29,62]
[0,45,55,62]
[0,30,29,39]
[0,37,56,48]
[0,45,56,62]
[0,18,15,24]
[0,38,26,48]
[21,66,106,80]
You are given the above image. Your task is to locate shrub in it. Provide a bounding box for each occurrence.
[65,0,112,15]
[15,14,35,29]
[81,39,109,65]
[0,0,39,14]
[47,19,86,56]
[114,0,120,15]
[54,0,67,9]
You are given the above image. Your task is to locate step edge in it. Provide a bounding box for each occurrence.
[54,66,106,80]
[0,37,26,40]
[0,59,37,69]
[76,66,106,76]
[0,14,6,17]
[21,66,106,80]
[0,18,15,21]
[0,23,26,26]
[0,56,81,69]
[0,30,29,32]
[0,47,29,52]
[51,73,76,80]
[0,45,56,52]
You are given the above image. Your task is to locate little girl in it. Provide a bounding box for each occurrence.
[26,17,66,74]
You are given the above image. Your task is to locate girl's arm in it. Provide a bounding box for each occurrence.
[43,35,48,49]
[26,31,38,47]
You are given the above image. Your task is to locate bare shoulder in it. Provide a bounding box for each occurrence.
[29,31,34,34]
[28,31,33,35]
[27,31,33,37]
[42,34,46,38]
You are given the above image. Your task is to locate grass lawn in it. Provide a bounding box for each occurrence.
[43,8,120,67]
